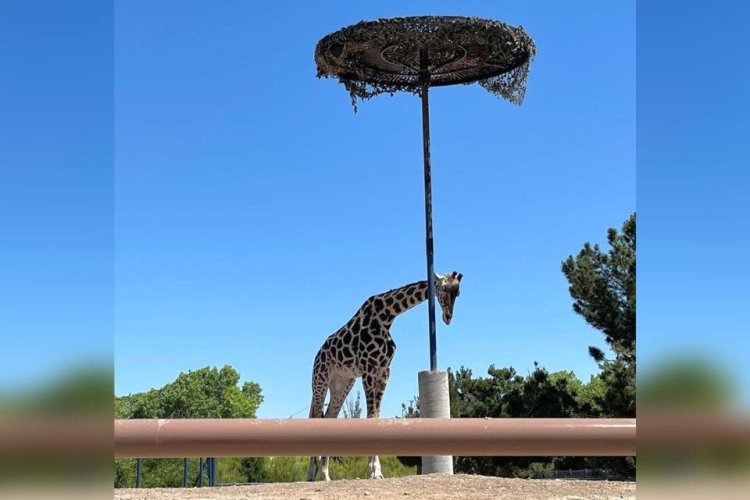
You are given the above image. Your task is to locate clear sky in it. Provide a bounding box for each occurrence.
[1,1,113,394]
[636,1,750,404]
[113,0,634,418]
[4,1,750,419]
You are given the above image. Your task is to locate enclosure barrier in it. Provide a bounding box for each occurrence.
[115,418,635,458]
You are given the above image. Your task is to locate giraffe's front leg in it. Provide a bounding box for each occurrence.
[368,455,383,479]
[306,457,319,482]
[363,367,389,480]
[307,456,334,482]
[319,456,331,481]
[306,456,332,482]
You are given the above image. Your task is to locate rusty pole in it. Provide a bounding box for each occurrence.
[114,418,636,458]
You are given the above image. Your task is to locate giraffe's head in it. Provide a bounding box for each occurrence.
[435,271,463,325]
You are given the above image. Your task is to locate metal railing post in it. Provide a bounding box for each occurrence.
[135,458,142,488]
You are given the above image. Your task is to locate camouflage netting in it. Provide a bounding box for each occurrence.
[315,16,536,110]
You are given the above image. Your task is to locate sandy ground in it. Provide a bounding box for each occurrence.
[115,474,636,500]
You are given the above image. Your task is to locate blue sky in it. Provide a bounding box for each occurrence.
[636,1,750,403]
[5,1,749,418]
[0,1,113,393]
[114,0,634,418]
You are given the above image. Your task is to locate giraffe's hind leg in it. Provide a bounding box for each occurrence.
[317,375,356,481]
[306,366,328,481]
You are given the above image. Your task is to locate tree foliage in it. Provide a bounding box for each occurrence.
[398,365,632,477]
[562,213,636,361]
[342,391,363,419]
[115,365,265,487]
[116,365,263,420]
[562,213,636,417]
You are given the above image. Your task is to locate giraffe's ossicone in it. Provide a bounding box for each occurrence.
[306,271,463,482]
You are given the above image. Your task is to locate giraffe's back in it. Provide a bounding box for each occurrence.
[314,296,388,381]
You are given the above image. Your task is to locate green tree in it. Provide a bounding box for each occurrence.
[447,365,595,477]
[342,391,362,419]
[401,396,419,419]
[122,365,263,419]
[576,374,607,416]
[114,365,265,487]
[504,364,583,418]
[398,365,619,477]
[562,213,636,417]
[239,456,268,483]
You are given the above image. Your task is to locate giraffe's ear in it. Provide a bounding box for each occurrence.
[433,272,444,283]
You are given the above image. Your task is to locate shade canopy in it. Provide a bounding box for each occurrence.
[315,15,536,108]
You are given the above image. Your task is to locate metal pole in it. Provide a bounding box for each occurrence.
[419,47,437,372]
[135,457,142,488]
[115,418,637,458]
[198,457,204,487]
[183,458,188,487]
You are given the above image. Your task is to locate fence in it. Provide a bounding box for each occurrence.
[533,468,612,480]
[115,418,636,458]
[133,456,217,488]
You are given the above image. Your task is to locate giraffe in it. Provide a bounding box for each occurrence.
[306,271,463,482]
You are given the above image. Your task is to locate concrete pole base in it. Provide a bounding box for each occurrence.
[418,370,454,475]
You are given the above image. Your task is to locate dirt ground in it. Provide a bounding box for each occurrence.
[114,474,636,500]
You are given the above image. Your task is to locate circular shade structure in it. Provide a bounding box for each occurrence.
[315,16,535,372]
[315,15,536,107]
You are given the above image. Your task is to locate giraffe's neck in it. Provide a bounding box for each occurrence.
[373,280,431,322]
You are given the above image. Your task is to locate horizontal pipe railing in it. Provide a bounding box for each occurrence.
[115,418,636,458]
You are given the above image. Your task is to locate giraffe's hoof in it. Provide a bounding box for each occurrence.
[370,472,384,480]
